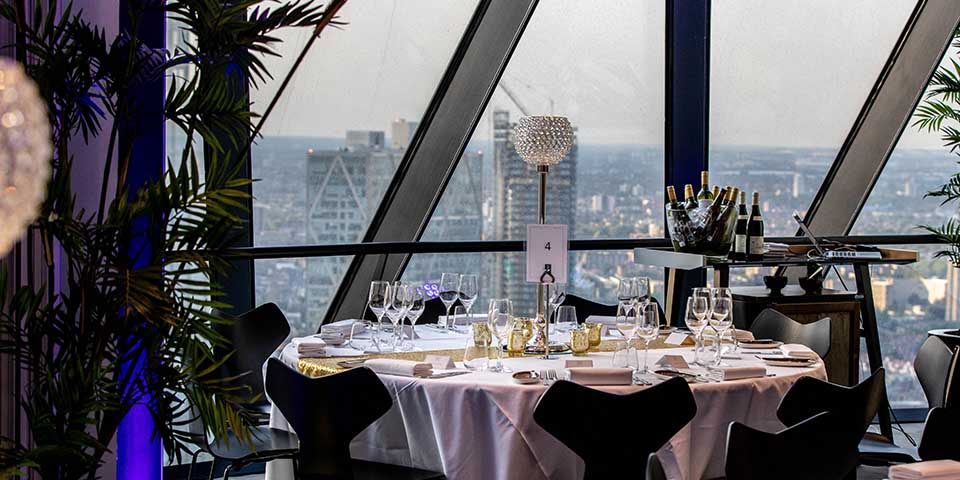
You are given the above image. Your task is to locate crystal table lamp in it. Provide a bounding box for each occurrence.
[0,58,51,257]
[513,116,573,358]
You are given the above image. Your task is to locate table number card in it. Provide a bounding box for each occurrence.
[525,224,568,284]
[664,332,690,346]
[656,355,690,370]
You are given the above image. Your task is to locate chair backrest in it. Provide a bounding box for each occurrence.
[533,377,696,479]
[561,294,667,325]
[749,309,831,358]
[645,452,667,480]
[266,358,393,477]
[214,302,291,404]
[918,406,960,461]
[776,368,886,442]
[914,335,960,409]
[416,295,464,325]
[726,411,853,480]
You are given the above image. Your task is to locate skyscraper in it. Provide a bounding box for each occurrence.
[391,119,419,150]
[492,109,578,315]
[304,133,399,322]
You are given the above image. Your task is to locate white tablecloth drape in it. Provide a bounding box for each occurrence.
[266,333,826,480]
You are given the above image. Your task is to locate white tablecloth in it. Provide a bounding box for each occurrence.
[266,329,826,480]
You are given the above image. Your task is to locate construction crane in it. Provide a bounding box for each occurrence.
[498,77,554,116]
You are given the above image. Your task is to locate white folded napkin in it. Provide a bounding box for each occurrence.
[781,343,818,359]
[734,330,755,342]
[292,337,327,357]
[567,367,633,385]
[890,460,960,480]
[584,315,619,326]
[317,331,344,345]
[321,319,367,336]
[364,358,433,377]
[714,365,766,381]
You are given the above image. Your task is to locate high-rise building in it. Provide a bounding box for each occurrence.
[491,109,578,315]
[391,119,419,150]
[304,139,399,322]
[345,130,385,151]
[947,264,960,322]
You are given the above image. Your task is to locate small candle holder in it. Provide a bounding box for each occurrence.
[570,325,590,356]
[585,322,603,351]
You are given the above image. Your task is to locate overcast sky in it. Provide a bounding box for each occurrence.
[252,0,949,150]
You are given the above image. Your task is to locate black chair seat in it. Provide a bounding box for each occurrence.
[749,309,831,358]
[859,437,919,465]
[352,459,446,480]
[208,426,299,462]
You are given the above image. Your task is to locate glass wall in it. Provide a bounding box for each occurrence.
[403,0,666,315]
[249,1,477,329]
[710,0,916,238]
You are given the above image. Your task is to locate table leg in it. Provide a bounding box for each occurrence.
[854,263,893,440]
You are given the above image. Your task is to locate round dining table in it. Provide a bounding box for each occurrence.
[266,327,826,480]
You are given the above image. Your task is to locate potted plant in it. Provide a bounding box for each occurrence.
[0,0,335,477]
[915,29,960,347]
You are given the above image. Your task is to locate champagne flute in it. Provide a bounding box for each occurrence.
[710,296,733,366]
[637,303,660,374]
[459,274,479,322]
[685,297,709,365]
[404,284,425,351]
[488,298,513,372]
[616,277,638,316]
[367,281,389,351]
[439,273,460,331]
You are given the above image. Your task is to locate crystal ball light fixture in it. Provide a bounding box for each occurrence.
[513,116,574,167]
[0,58,52,256]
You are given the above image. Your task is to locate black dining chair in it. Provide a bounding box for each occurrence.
[860,335,960,465]
[775,368,885,477]
[748,308,831,358]
[916,406,960,461]
[645,452,667,480]
[265,358,445,480]
[726,411,849,480]
[213,302,291,420]
[561,294,667,325]
[416,296,463,325]
[533,377,696,479]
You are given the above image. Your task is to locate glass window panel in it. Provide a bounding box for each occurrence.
[853,41,960,236]
[710,0,916,236]
[412,0,665,313]
[825,246,955,408]
[250,1,477,327]
[402,252,665,318]
[255,256,353,338]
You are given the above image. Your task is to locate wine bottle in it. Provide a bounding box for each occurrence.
[666,186,691,248]
[697,171,713,208]
[683,184,697,210]
[701,187,729,240]
[709,188,738,244]
[723,186,734,205]
[747,192,764,260]
[732,191,748,260]
[710,186,720,205]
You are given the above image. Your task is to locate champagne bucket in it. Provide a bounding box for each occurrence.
[665,205,736,256]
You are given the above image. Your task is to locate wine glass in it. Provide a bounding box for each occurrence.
[548,283,567,334]
[685,297,709,365]
[488,298,513,372]
[637,303,660,374]
[555,305,577,337]
[714,287,736,351]
[461,306,489,371]
[710,295,733,366]
[459,274,479,321]
[612,303,637,370]
[692,287,713,352]
[404,284,425,351]
[616,277,638,316]
[384,282,409,351]
[367,281,390,351]
[635,276,652,311]
[439,273,460,331]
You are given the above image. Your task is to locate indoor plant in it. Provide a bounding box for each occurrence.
[0,0,334,477]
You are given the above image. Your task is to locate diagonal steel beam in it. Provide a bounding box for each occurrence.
[323,0,539,325]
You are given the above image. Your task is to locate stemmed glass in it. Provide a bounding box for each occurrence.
[384,282,410,351]
[714,288,736,351]
[367,281,390,351]
[404,284,425,351]
[458,274,479,325]
[439,273,460,331]
[612,303,638,370]
[548,283,567,334]
[555,305,577,336]
[637,303,660,375]
[488,298,513,372]
[692,287,713,353]
[710,295,733,366]
[635,276,652,311]
[685,297,709,365]
[617,278,638,316]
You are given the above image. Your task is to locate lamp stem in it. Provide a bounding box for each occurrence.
[537,165,550,358]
